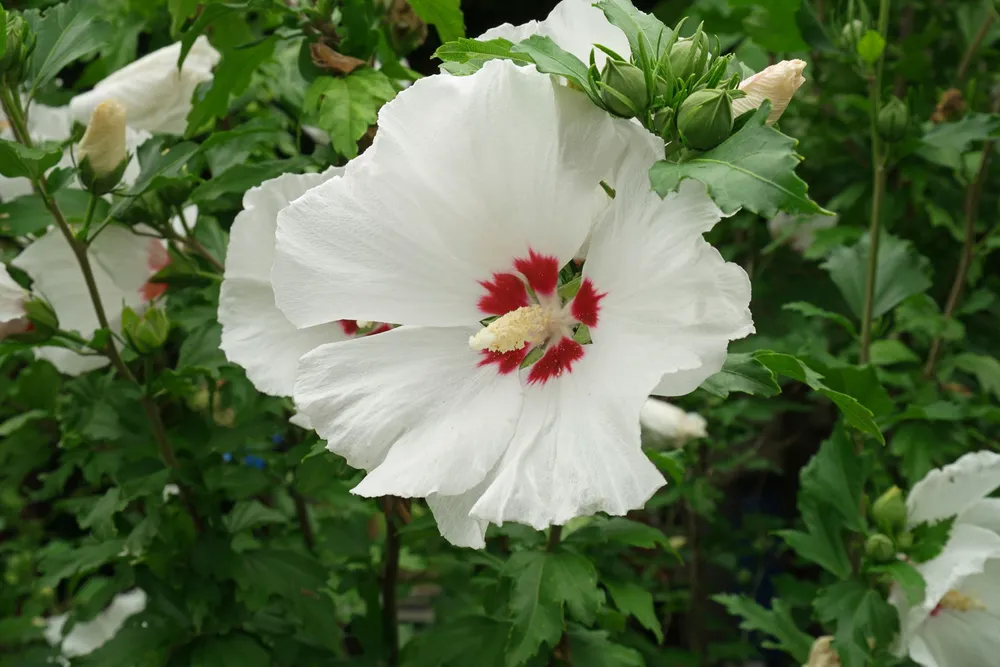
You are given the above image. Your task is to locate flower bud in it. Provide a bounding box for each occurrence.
[805,636,840,667]
[865,533,896,562]
[121,305,170,355]
[677,89,734,151]
[21,297,58,335]
[872,486,907,534]
[877,97,909,143]
[896,530,913,550]
[77,100,129,194]
[0,15,36,81]
[652,107,675,141]
[666,35,709,81]
[840,20,866,48]
[599,59,648,118]
[731,60,807,125]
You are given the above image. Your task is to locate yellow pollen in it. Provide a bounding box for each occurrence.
[469,305,550,353]
[939,590,986,612]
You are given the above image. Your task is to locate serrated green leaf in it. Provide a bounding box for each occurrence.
[918,113,1000,169]
[0,140,62,179]
[604,579,662,643]
[404,616,509,667]
[856,30,886,64]
[698,352,781,398]
[124,140,199,197]
[801,429,866,531]
[714,595,813,664]
[408,0,465,43]
[308,69,396,158]
[79,487,127,535]
[596,0,670,61]
[512,35,594,95]
[565,517,670,551]
[779,500,852,579]
[567,627,645,667]
[814,581,898,667]
[908,517,955,563]
[869,339,920,366]
[238,549,328,598]
[650,103,825,217]
[822,232,932,320]
[39,540,126,587]
[190,633,270,667]
[783,301,858,337]
[502,551,603,665]
[186,36,277,134]
[953,353,1000,400]
[191,156,312,202]
[224,500,288,533]
[869,561,926,605]
[24,0,113,91]
[434,37,533,75]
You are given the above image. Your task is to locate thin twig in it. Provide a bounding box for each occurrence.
[547,525,563,552]
[290,487,316,553]
[381,497,401,666]
[957,12,996,83]
[685,443,708,660]
[170,207,225,272]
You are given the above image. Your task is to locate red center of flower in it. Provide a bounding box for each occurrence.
[475,249,605,385]
[140,241,171,302]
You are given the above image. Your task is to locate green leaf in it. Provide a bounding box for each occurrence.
[224,500,288,533]
[124,140,200,196]
[0,409,47,437]
[502,550,603,665]
[567,627,645,667]
[754,352,884,443]
[782,301,858,337]
[512,36,594,95]
[191,156,312,202]
[650,103,826,217]
[821,232,933,320]
[176,322,227,376]
[306,69,396,158]
[953,353,1000,400]
[0,140,62,179]
[434,37,533,75]
[856,30,886,64]
[604,579,662,643]
[731,0,809,52]
[919,113,1000,168]
[408,0,465,43]
[565,517,670,550]
[800,429,865,531]
[814,581,898,667]
[168,0,201,37]
[714,595,814,664]
[908,517,955,563]
[596,0,671,60]
[818,364,894,418]
[869,339,920,366]
[238,549,328,598]
[869,561,926,606]
[779,501,852,579]
[178,2,246,67]
[78,487,127,536]
[190,633,270,667]
[39,540,126,587]
[404,617,509,667]
[186,36,277,134]
[24,0,113,91]
[698,352,781,398]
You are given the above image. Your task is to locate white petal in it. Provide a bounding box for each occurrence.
[960,499,1000,535]
[294,326,522,497]
[273,60,632,329]
[585,174,753,399]
[288,410,313,431]
[25,103,74,143]
[910,602,1000,667]
[470,348,665,529]
[913,524,1000,621]
[427,485,493,549]
[54,589,146,658]
[908,451,1000,526]
[0,264,26,322]
[219,168,346,396]
[477,20,541,43]
[69,37,221,135]
[122,126,152,187]
[13,226,161,375]
[35,346,110,375]
[538,0,631,67]
[732,59,807,125]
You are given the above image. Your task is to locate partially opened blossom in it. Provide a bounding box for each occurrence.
[640,398,707,443]
[70,36,221,136]
[12,226,169,375]
[0,264,29,338]
[271,61,752,547]
[478,0,629,68]
[731,60,808,125]
[219,168,351,397]
[891,451,1000,667]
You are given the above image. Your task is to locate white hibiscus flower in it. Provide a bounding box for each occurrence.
[263,60,752,547]
[12,226,170,375]
[640,398,707,444]
[892,451,1000,667]
[478,0,629,68]
[70,36,221,136]
[731,59,808,125]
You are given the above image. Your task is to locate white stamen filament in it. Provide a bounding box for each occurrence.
[469,304,551,353]
[356,321,372,328]
[938,590,986,612]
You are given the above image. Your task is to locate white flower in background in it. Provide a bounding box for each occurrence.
[640,398,707,444]
[70,36,221,136]
[44,589,146,659]
[804,636,839,667]
[0,264,29,338]
[77,100,128,177]
[768,211,838,254]
[731,59,808,125]
[891,451,1000,667]
[478,0,629,68]
[162,483,180,501]
[218,167,352,397]
[268,60,752,548]
[12,226,169,375]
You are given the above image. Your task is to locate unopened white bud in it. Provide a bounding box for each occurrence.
[78,100,128,177]
[732,59,807,125]
[640,399,707,444]
[804,636,840,667]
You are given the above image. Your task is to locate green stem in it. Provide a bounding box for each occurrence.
[858,0,892,365]
[80,194,99,241]
[170,206,225,272]
[547,525,563,552]
[381,497,401,667]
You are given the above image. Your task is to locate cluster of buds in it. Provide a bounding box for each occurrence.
[121,305,170,355]
[0,14,35,83]
[865,486,911,562]
[591,22,803,153]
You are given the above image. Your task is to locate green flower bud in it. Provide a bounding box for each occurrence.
[122,305,170,355]
[877,97,910,143]
[840,19,866,48]
[896,531,914,550]
[666,35,709,81]
[21,297,58,335]
[0,15,36,81]
[600,59,648,118]
[652,107,675,141]
[865,533,896,562]
[872,486,908,534]
[676,89,734,151]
